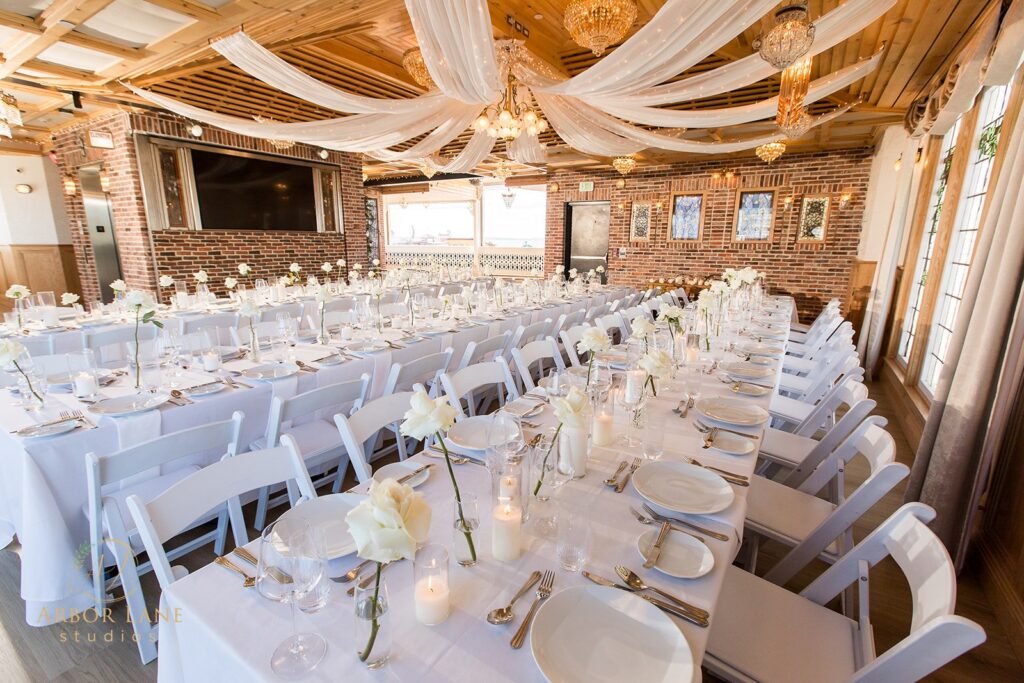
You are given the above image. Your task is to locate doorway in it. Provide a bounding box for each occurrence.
[78,166,123,303]
[564,201,610,283]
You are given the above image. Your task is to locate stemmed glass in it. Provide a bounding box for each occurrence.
[258,521,328,678]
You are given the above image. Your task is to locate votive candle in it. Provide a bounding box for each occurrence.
[492,502,522,562]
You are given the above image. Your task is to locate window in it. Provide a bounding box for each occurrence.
[481,184,546,248]
[386,200,475,246]
[919,84,1012,392]
[897,118,961,365]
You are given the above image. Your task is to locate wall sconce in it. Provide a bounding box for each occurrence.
[654,202,662,212]
[63,176,77,195]
[839,193,852,209]
[550,182,559,192]
[783,196,794,210]
[615,178,626,189]
[99,172,111,193]
[189,124,203,138]
[14,183,32,194]
[711,171,722,180]
[724,171,735,180]
[318,149,329,160]
[617,202,625,210]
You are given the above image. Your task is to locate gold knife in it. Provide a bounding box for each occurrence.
[643,522,671,569]
[232,547,293,584]
[581,572,708,627]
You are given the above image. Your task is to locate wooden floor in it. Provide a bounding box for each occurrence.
[0,382,1021,682]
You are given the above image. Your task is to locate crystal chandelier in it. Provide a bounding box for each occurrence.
[1,91,22,139]
[776,56,813,138]
[753,4,815,69]
[402,48,435,89]
[492,159,514,182]
[612,155,636,175]
[474,69,548,141]
[755,141,786,163]
[501,187,515,208]
[253,116,295,150]
[778,108,813,138]
[564,0,638,57]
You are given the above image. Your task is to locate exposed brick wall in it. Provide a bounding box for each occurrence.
[51,110,367,301]
[545,148,872,320]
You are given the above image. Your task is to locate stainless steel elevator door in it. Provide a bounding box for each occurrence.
[79,168,123,303]
[567,201,610,281]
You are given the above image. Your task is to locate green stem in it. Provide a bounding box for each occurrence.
[586,356,593,387]
[358,562,382,662]
[533,423,562,496]
[645,374,657,397]
[13,359,42,403]
[438,434,476,562]
[134,308,141,389]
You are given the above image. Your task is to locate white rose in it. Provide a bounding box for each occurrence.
[193,270,208,283]
[551,386,589,429]
[630,316,655,340]
[158,275,174,288]
[353,264,362,270]
[124,290,154,310]
[289,263,301,273]
[639,350,673,379]
[238,299,259,318]
[400,388,458,440]
[577,327,611,354]
[61,293,80,306]
[568,268,578,278]
[367,270,376,279]
[345,478,431,564]
[555,265,565,273]
[349,270,360,281]
[321,263,333,273]
[336,258,346,268]
[5,284,29,299]
[709,280,729,295]
[596,265,605,273]
[224,277,238,289]
[0,338,27,366]
[278,276,290,286]
[372,258,380,267]
[674,276,684,285]
[238,263,251,276]
[661,305,685,323]
[109,279,126,292]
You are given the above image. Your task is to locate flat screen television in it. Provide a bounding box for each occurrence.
[191,149,318,231]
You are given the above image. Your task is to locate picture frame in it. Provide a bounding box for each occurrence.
[630,201,653,241]
[668,192,705,242]
[733,189,776,242]
[797,194,831,243]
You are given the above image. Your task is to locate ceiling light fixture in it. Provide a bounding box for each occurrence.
[253,116,295,150]
[492,159,514,183]
[776,56,813,138]
[502,187,515,208]
[753,3,815,69]
[474,68,548,141]
[755,141,785,163]
[189,124,203,138]
[564,0,638,57]
[402,48,435,89]
[612,155,636,175]
[1,91,22,139]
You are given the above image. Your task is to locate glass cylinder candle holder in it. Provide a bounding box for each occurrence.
[414,544,450,626]
[591,391,616,448]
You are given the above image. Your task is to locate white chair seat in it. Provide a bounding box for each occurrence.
[746,475,839,555]
[707,565,858,683]
[769,393,813,424]
[758,427,815,467]
[782,354,816,374]
[777,372,812,395]
[250,419,344,463]
[790,321,812,334]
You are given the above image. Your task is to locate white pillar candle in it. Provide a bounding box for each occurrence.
[499,475,518,499]
[73,371,97,398]
[491,502,522,562]
[559,426,589,478]
[685,348,700,365]
[624,370,645,404]
[592,412,614,447]
[414,576,450,625]
[201,351,221,372]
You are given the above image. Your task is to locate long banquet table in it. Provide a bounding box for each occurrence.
[154,297,794,682]
[0,286,629,626]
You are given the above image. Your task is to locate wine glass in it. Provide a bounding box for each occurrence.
[258,521,328,677]
[485,412,525,468]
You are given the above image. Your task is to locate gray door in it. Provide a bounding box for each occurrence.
[566,201,610,282]
[79,167,123,303]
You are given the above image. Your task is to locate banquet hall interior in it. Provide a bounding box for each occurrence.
[1,0,1024,681]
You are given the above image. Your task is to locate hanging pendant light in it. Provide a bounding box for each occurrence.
[776,56,813,138]
[612,155,637,175]
[502,187,515,208]
[564,0,638,57]
[753,4,815,69]
[420,164,437,179]
[755,142,786,163]
[253,115,295,150]
[492,159,514,183]
[474,68,548,141]
[402,48,435,89]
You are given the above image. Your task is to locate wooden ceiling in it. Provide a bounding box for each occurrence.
[0,0,998,177]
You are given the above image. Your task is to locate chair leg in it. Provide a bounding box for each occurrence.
[254,486,270,531]
[115,550,158,664]
[91,541,107,615]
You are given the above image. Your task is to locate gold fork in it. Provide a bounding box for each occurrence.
[510,570,555,649]
[614,457,642,493]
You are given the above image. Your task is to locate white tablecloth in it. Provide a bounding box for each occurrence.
[155,299,793,682]
[0,288,628,626]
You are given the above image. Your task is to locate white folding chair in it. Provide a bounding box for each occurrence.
[596,312,627,343]
[457,331,511,370]
[334,391,417,482]
[560,323,593,367]
[259,303,303,323]
[742,418,909,586]
[782,331,855,376]
[706,503,986,683]
[440,357,519,419]
[788,315,847,359]
[85,412,243,663]
[770,360,864,429]
[791,298,841,336]
[21,334,57,356]
[778,348,860,402]
[511,336,565,391]
[508,318,552,351]
[251,375,370,528]
[182,312,237,335]
[125,437,317,593]
[86,325,158,367]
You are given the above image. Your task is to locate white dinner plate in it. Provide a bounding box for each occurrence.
[745,326,786,340]
[310,352,346,366]
[695,396,770,427]
[184,380,228,397]
[738,342,785,357]
[77,316,116,328]
[445,415,493,451]
[275,493,365,559]
[721,376,772,397]
[636,528,715,579]
[746,356,776,367]
[720,361,775,381]
[531,585,695,683]
[89,392,171,416]
[217,345,241,360]
[241,362,300,380]
[346,340,388,354]
[15,419,80,439]
[372,461,430,488]
[633,461,734,515]
[706,430,756,456]
[46,369,114,387]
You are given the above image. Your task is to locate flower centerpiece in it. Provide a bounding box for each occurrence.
[660,305,685,343]
[5,284,30,328]
[193,270,208,284]
[0,339,42,404]
[399,389,474,561]
[576,327,611,386]
[158,275,174,289]
[552,386,591,479]
[125,290,163,388]
[630,316,656,352]
[61,292,79,307]
[345,478,430,666]
[321,262,333,277]
[638,349,672,398]
[224,277,237,291]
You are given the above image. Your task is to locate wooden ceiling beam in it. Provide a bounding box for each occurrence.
[61,30,151,60]
[0,0,116,78]
[312,39,422,91]
[21,58,98,80]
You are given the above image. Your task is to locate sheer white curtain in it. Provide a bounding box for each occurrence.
[508,133,546,164]
[405,0,498,104]
[366,108,480,161]
[431,129,496,173]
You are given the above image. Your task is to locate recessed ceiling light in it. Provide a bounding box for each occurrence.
[534,13,543,20]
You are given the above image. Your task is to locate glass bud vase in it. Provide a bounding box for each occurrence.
[354,570,390,669]
[250,328,262,362]
[557,414,592,479]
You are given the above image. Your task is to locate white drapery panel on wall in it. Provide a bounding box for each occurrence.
[600,0,898,106]
[405,0,499,105]
[212,32,439,114]
[984,0,1024,84]
[596,50,883,128]
[535,0,776,98]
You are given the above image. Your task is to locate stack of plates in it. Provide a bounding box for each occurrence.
[720,361,775,381]
[89,392,171,417]
[694,396,770,428]
[241,362,300,380]
[274,493,365,559]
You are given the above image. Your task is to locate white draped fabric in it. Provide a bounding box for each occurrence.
[365,107,480,162]
[602,0,898,106]
[405,0,499,104]
[430,128,496,172]
[212,32,439,114]
[534,91,645,156]
[984,0,1024,85]
[507,131,547,164]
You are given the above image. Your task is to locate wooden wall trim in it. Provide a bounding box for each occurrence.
[880,357,927,449]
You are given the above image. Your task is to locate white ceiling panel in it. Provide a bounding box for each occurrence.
[77,0,196,48]
[36,42,121,71]
[1,1,49,19]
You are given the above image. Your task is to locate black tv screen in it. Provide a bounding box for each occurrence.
[191,149,317,231]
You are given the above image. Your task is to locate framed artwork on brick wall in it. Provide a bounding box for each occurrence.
[733,189,776,242]
[797,195,830,243]
[668,192,705,241]
[630,201,653,241]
